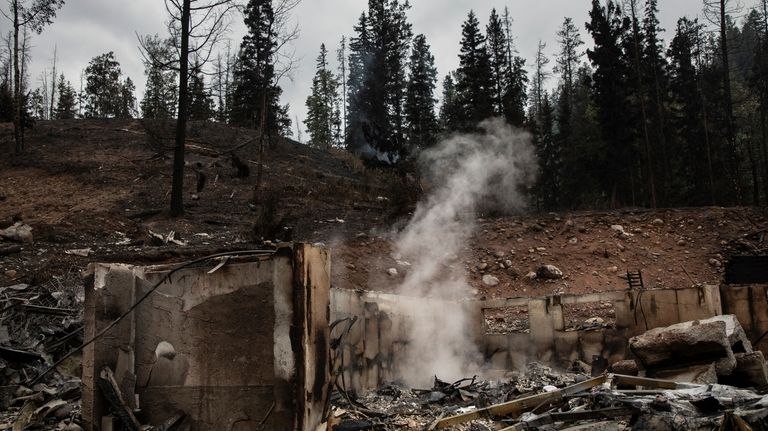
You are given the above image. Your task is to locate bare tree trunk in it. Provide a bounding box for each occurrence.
[12,0,22,154]
[748,139,760,205]
[170,0,191,217]
[761,110,768,204]
[49,45,56,119]
[629,0,656,208]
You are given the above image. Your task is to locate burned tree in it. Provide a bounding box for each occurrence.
[144,0,237,217]
[1,0,65,153]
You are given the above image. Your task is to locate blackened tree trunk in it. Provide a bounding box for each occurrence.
[719,0,743,202]
[13,0,22,154]
[170,0,191,217]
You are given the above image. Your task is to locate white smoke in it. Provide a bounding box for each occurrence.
[394,118,538,387]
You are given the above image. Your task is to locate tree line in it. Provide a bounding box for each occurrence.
[303,0,768,210]
[4,0,768,213]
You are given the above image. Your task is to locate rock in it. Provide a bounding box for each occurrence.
[616,243,626,251]
[677,239,687,246]
[346,263,356,270]
[610,225,626,234]
[536,265,563,280]
[709,258,722,267]
[629,315,752,376]
[482,275,500,286]
[478,262,488,271]
[62,424,83,431]
[652,218,664,226]
[503,259,513,267]
[722,351,768,388]
[494,251,505,258]
[610,359,639,376]
[568,237,578,245]
[591,271,599,276]
[607,266,618,273]
[652,363,719,385]
[525,271,538,280]
[585,317,604,325]
[4,269,17,278]
[0,222,33,243]
[386,268,398,277]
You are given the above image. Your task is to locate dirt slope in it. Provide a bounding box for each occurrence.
[1,119,766,299]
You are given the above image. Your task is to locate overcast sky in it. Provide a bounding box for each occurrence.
[9,0,748,138]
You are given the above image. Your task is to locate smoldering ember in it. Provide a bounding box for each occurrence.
[3,0,768,431]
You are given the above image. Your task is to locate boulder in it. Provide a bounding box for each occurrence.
[536,265,563,280]
[0,223,33,243]
[629,315,752,376]
[482,275,500,286]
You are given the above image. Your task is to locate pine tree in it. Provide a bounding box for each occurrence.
[305,44,340,149]
[54,73,75,119]
[345,0,413,160]
[116,77,136,119]
[532,92,559,209]
[84,51,126,118]
[456,10,494,131]
[346,13,371,152]
[229,0,286,137]
[501,7,527,127]
[486,8,507,116]
[439,72,461,132]
[188,67,215,121]
[140,35,177,119]
[586,0,635,207]
[404,34,438,154]
[668,17,716,204]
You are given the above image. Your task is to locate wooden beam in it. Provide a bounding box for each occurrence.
[434,375,607,429]
[611,374,680,390]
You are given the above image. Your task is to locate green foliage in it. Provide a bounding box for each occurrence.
[305,44,341,149]
[405,34,438,154]
[140,35,177,120]
[84,52,135,118]
[54,74,76,119]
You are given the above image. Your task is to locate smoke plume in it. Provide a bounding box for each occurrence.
[394,118,537,387]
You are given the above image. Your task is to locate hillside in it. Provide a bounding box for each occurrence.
[1,120,766,298]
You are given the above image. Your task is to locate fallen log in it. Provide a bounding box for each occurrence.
[434,375,607,429]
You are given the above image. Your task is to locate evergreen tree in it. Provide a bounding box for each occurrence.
[586,0,634,207]
[346,13,371,152]
[501,7,528,127]
[404,34,438,153]
[532,92,559,209]
[305,44,340,149]
[140,35,177,119]
[439,72,462,132]
[116,77,136,119]
[530,41,550,125]
[455,10,494,130]
[188,67,215,121]
[345,0,412,160]
[230,0,287,137]
[54,73,75,119]
[486,8,507,116]
[84,51,124,118]
[667,17,716,204]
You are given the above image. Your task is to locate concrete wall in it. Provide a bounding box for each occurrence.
[331,285,723,393]
[721,284,768,356]
[83,244,330,431]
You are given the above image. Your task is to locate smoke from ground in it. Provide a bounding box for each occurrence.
[394,118,537,387]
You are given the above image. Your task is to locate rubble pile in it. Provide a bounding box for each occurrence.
[629,315,768,388]
[330,368,768,430]
[0,279,84,430]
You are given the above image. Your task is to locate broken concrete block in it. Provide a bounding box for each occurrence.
[723,352,768,388]
[651,363,719,385]
[628,315,750,375]
[610,360,639,376]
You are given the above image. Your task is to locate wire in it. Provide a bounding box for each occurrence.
[29,249,276,386]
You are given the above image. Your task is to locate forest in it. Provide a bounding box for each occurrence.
[2,0,768,212]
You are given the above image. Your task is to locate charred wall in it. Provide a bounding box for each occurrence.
[82,244,330,431]
[331,285,723,393]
